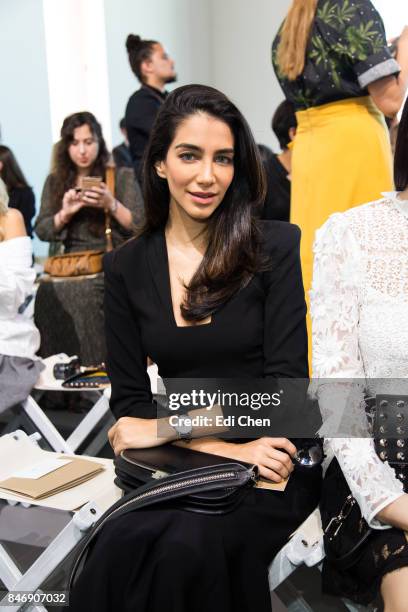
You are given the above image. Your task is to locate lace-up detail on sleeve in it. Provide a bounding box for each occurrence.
[311,204,405,529]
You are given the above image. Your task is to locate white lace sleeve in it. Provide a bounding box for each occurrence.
[311,214,404,529]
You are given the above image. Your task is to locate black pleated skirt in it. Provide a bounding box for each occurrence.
[68,467,321,612]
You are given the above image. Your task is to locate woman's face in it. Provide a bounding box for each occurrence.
[156,112,235,223]
[68,124,99,171]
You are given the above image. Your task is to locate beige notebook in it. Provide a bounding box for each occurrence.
[0,457,104,500]
[256,476,289,491]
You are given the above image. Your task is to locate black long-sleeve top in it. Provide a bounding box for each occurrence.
[261,154,291,222]
[103,221,308,420]
[125,85,167,180]
[8,186,36,237]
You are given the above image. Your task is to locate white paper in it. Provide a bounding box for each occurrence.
[13,458,72,480]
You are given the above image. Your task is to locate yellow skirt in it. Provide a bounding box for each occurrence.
[291,96,393,358]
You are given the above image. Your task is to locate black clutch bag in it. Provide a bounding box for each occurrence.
[114,444,257,514]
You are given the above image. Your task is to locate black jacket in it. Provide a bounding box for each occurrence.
[125,85,167,180]
[103,221,308,419]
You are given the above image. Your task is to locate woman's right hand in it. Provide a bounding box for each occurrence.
[215,437,297,482]
[108,416,174,456]
[61,188,84,221]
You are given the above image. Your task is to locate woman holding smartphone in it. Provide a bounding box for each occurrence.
[35,111,143,253]
[69,85,321,612]
[34,112,144,364]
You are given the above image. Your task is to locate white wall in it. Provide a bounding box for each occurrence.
[103,0,212,148]
[103,0,291,151]
[43,0,112,147]
[372,0,408,38]
[0,0,53,256]
[210,0,291,151]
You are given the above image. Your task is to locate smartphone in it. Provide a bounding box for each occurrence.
[80,176,102,191]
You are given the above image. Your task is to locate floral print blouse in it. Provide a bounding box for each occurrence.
[272,0,400,110]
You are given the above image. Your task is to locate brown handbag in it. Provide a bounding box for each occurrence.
[43,165,115,278]
[44,249,105,276]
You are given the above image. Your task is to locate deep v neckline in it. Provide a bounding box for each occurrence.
[160,230,213,329]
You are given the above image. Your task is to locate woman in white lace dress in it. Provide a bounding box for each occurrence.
[311,99,408,610]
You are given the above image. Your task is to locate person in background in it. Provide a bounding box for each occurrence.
[259,100,297,221]
[34,111,144,365]
[112,118,133,169]
[0,145,35,238]
[125,34,177,181]
[272,0,408,353]
[0,178,42,417]
[35,111,143,253]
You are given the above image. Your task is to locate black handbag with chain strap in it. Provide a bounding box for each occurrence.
[321,394,408,569]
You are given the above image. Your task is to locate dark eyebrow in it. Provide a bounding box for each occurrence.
[175,143,234,154]
[175,143,202,151]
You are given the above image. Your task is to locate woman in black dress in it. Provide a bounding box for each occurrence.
[69,85,321,612]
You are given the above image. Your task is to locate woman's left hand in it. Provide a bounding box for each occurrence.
[82,182,115,211]
[108,417,168,455]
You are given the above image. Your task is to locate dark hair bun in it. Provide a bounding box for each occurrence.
[126,34,142,53]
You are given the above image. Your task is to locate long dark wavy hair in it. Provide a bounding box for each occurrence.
[141,84,267,323]
[52,112,109,236]
[0,146,30,191]
[394,98,408,191]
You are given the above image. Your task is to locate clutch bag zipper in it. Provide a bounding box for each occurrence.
[93,469,246,537]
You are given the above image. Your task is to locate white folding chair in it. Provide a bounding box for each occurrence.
[17,360,161,455]
[0,430,120,612]
[21,388,113,455]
